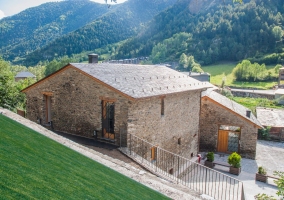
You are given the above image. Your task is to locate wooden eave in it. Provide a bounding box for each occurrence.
[202,96,262,129]
[21,64,135,101]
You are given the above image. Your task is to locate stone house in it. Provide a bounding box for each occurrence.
[256,107,284,141]
[200,89,262,159]
[22,54,212,159]
[15,71,36,82]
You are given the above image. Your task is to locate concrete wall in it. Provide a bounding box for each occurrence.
[200,97,258,159]
[25,66,129,145]
[127,90,202,159]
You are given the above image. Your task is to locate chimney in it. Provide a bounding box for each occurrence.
[246,110,251,118]
[88,53,98,64]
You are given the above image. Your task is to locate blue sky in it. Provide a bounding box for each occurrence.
[0,0,127,19]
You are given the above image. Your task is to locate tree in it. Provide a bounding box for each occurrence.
[192,64,204,73]
[274,171,284,198]
[0,57,36,110]
[179,53,188,69]
[274,64,282,74]
[45,56,76,76]
[233,60,268,82]
[272,26,283,41]
[255,171,284,200]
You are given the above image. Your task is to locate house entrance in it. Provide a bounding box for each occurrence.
[102,101,115,140]
[217,125,240,153]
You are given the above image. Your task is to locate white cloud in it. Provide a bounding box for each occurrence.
[0,10,5,19]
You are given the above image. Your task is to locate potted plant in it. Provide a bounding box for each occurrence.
[255,166,267,183]
[228,152,241,175]
[204,152,215,168]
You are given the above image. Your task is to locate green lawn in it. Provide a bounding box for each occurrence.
[203,62,277,89]
[0,115,169,200]
[231,97,283,113]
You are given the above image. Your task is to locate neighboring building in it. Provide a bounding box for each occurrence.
[22,54,212,159]
[181,72,210,82]
[200,89,262,159]
[15,71,36,82]
[256,107,284,141]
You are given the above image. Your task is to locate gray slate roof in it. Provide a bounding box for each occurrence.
[202,89,262,128]
[15,71,36,78]
[70,63,213,99]
[256,107,284,127]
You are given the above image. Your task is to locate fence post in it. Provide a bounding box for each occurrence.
[241,184,246,200]
[177,156,179,184]
[124,133,244,200]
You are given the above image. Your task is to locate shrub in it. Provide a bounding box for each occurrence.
[258,166,267,175]
[274,171,284,198]
[206,152,214,162]
[258,127,271,140]
[228,152,241,168]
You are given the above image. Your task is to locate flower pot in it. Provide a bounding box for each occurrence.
[229,166,241,175]
[255,173,267,183]
[204,160,215,168]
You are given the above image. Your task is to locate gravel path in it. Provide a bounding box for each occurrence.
[0,108,202,200]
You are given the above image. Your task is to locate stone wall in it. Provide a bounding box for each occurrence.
[25,65,204,157]
[127,90,202,159]
[200,97,258,159]
[231,91,274,100]
[25,66,129,146]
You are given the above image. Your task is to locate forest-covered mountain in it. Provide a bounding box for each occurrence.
[1,0,283,66]
[0,0,113,62]
[114,0,284,65]
[18,0,178,66]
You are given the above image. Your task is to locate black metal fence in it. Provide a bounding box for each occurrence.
[120,133,245,200]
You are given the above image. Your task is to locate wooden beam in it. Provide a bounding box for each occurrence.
[42,92,53,96]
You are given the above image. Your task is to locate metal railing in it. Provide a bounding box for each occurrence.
[120,133,245,200]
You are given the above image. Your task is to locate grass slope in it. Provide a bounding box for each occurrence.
[0,115,169,200]
[231,97,284,113]
[203,63,277,89]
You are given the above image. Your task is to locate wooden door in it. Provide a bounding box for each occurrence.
[217,130,229,153]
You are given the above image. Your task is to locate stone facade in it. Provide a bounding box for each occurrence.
[128,90,202,159]
[25,67,129,145]
[200,97,258,159]
[25,66,202,159]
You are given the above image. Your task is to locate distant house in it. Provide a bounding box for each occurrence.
[200,89,262,159]
[15,71,36,82]
[180,72,210,82]
[22,54,212,159]
[256,107,284,141]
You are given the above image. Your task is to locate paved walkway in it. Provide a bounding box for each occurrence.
[205,140,284,199]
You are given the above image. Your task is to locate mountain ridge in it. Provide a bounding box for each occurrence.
[0,1,114,62]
